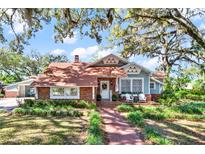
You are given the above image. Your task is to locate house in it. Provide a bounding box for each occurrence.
[4,77,36,98]
[32,54,164,102]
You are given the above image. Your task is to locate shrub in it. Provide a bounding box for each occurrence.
[86,112,104,145]
[32,108,44,116]
[23,99,35,107]
[127,111,144,127]
[67,110,83,117]
[117,104,135,112]
[185,94,205,101]
[143,112,169,120]
[144,126,173,145]
[96,94,101,101]
[13,108,26,115]
[86,135,103,145]
[89,103,97,110]
[112,94,118,101]
[0,93,4,97]
[174,104,203,115]
[0,109,7,113]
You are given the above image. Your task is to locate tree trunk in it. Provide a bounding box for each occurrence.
[164,64,172,91]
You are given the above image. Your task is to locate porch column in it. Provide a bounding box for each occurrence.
[35,87,38,99]
[92,87,95,100]
[115,77,118,92]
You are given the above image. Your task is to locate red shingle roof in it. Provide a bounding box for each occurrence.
[152,71,166,80]
[32,62,126,87]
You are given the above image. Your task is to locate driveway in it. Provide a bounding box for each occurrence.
[0,98,19,111]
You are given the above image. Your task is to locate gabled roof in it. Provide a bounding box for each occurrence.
[151,71,166,80]
[88,54,128,67]
[4,78,35,90]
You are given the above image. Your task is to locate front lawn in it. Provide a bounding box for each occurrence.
[0,112,87,144]
[0,99,105,145]
[117,102,205,144]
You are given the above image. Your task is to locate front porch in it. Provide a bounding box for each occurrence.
[97,77,117,101]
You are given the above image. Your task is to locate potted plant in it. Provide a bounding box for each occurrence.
[0,93,4,98]
[112,94,118,101]
[96,94,102,101]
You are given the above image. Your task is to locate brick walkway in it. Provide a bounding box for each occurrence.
[100,108,145,145]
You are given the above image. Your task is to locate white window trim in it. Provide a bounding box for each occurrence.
[50,86,80,99]
[150,82,156,90]
[119,77,144,94]
[92,87,95,100]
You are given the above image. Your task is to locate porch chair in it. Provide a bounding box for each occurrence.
[138,93,146,102]
[125,93,133,103]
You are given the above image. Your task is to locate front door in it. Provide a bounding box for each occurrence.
[100,81,109,99]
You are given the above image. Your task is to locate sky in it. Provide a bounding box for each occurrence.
[2,10,205,71]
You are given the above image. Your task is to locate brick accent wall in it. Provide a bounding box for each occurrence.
[80,87,94,102]
[5,91,18,98]
[37,87,50,99]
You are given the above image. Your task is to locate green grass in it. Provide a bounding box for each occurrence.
[127,111,144,127]
[116,104,135,112]
[86,112,104,145]
[117,102,205,121]
[0,113,88,144]
[144,126,173,145]
[118,102,205,145]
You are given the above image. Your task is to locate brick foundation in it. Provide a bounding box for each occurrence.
[151,94,161,101]
[145,94,152,101]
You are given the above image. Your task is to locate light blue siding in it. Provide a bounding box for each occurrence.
[150,81,162,94]
[127,70,150,94]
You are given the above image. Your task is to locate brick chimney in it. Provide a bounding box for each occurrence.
[74,55,79,63]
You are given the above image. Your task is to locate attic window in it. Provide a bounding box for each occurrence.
[103,56,119,64]
[127,65,141,74]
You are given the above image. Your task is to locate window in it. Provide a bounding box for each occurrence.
[51,87,79,98]
[121,79,131,93]
[120,78,144,94]
[150,82,155,89]
[65,87,78,96]
[52,87,64,96]
[133,79,143,93]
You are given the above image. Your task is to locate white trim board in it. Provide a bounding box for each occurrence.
[119,77,144,94]
[150,77,164,85]
[50,87,80,99]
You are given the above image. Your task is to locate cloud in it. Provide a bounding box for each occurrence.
[199,23,205,30]
[71,45,98,58]
[63,33,78,44]
[9,22,28,34]
[7,9,28,34]
[70,45,117,60]
[141,57,160,70]
[50,49,66,55]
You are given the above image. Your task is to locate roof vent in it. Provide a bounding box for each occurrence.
[74,55,79,63]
